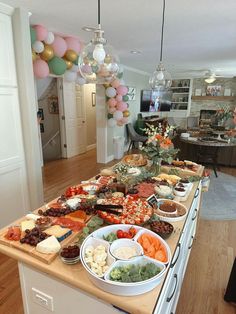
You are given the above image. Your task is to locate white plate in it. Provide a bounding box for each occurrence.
[155,199,187,222]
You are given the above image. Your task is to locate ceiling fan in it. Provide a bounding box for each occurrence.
[203,70,223,83]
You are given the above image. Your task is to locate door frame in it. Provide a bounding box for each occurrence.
[57,77,67,158]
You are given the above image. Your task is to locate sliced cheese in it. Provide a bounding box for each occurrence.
[36,236,61,254]
[25,213,40,221]
[44,225,72,242]
[21,220,35,232]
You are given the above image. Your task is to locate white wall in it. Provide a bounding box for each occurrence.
[84,84,96,149]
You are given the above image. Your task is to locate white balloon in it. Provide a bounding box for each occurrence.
[105,87,116,98]
[113,110,123,121]
[71,64,79,72]
[64,70,77,82]
[44,32,54,44]
[76,76,86,85]
[33,41,44,53]
[107,118,116,127]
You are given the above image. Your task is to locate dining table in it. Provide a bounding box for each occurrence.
[180,137,236,177]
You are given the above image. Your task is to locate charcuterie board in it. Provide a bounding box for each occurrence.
[0,218,79,264]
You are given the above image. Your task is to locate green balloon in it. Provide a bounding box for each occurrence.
[48,57,67,75]
[107,113,113,119]
[117,72,123,79]
[123,95,129,102]
[30,26,36,45]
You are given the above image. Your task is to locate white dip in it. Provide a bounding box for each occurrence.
[114,246,137,259]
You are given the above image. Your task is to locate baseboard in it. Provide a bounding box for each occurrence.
[86,144,96,151]
[106,154,114,163]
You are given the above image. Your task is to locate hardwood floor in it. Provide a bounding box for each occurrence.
[0,149,235,314]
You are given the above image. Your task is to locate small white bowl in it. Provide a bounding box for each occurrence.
[174,187,186,197]
[110,239,143,260]
[181,132,190,138]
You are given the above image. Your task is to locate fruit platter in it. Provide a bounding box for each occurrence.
[80,224,171,296]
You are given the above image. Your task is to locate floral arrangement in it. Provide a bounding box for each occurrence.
[141,123,179,166]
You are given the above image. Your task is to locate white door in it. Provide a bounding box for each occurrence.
[62,81,86,158]
[0,8,30,227]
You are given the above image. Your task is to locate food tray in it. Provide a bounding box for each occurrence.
[173,182,193,202]
[80,224,171,296]
[155,199,187,222]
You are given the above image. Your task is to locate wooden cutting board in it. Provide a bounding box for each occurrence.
[160,164,203,178]
[0,218,80,264]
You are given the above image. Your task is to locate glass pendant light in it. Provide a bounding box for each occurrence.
[149,0,172,90]
[79,0,120,84]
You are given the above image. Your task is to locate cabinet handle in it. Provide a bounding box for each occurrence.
[194,188,199,198]
[192,208,198,221]
[167,274,178,302]
[170,243,181,268]
[188,235,194,249]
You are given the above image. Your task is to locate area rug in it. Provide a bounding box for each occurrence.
[201,172,236,220]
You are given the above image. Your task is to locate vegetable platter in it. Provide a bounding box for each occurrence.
[80,224,171,296]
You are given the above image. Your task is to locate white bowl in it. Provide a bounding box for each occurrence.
[110,238,143,260]
[181,132,190,138]
[155,199,187,222]
[174,187,186,197]
[80,237,115,278]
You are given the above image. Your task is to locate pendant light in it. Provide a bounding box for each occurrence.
[149,0,172,90]
[79,0,120,84]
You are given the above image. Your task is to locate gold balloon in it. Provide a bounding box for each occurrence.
[40,44,54,61]
[123,110,130,118]
[63,58,73,69]
[104,54,112,64]
[65,49,77,62]
[32,50,37,61]
[103,83,110,88]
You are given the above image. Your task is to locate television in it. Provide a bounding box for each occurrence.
[140,90,172,112]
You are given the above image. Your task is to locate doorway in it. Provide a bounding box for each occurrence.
[36,77,62,163]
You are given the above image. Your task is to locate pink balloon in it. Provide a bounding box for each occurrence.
[34,25,48,41]
[33,59,49,79]
[117,119,124,126]
[65,37,81,53]
[115,94,123,102]
[116,85,128,96]
[121,117,129,124]
[117,101,128,112]
[108,107,116,114]
[52,36,67,57]
[107,98,117,107]
[111,79,120,89]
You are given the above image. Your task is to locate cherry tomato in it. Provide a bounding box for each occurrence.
[129,227,137,237]
[122,231,132,239]
[117,230,124,238]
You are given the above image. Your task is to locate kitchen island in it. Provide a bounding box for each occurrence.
[0,174,203,314]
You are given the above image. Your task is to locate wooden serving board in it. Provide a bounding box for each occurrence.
[0,218,80,264]
[160,164,203,178]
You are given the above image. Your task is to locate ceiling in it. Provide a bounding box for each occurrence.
[3,0,236,78]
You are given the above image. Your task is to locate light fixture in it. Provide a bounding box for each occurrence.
[79,0,120,84]
[149,0,172,90]
[205,72,216,84]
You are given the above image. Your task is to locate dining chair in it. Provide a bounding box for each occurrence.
[126,123,148,152]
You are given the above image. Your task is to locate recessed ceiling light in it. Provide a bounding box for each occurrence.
[130,50,141,54]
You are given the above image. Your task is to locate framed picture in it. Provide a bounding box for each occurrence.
[40,123,44,133]
[48,96,59,114]
[127,87,136,100]
[37,108,44,120]
[92,92,96,107]
[206,85,221,96]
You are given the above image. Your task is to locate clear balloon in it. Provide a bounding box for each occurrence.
[113,110,123,121]
[105,87,116,98]
[44,32,55,45]
[34,25,48,41]
[33,59,49,79]
[52,36,67,57]
[32,41,44,53]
